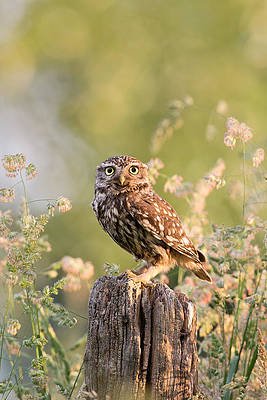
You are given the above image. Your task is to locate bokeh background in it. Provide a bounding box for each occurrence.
[1,1,267,327]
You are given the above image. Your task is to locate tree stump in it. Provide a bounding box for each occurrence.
[83,272,198,400]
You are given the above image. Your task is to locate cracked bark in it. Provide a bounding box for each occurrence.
[84,273,198,400]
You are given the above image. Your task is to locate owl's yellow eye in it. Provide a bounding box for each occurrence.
[129,166,139,175]
[105,166,115,176]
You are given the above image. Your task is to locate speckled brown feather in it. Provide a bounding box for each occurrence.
[92,155,212,282]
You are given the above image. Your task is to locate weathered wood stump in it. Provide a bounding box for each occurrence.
[84,273,198,400]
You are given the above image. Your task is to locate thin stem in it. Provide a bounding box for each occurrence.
[2,344,22,399]
[221,305,227,382]
[10,179,23,189]
[242,142,246,221]
[3,374,23,400]
[19,171,29,217]
[27,198,57,205]
[68,359,84,399]
[0,295,11,371]
[233,303,255,380]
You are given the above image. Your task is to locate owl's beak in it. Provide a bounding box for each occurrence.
[118,174,126,186]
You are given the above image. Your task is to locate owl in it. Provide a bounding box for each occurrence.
[92,155,211,283]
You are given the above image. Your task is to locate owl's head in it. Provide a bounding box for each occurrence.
[95,155,151,191]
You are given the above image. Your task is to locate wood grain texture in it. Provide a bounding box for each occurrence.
[84,273,198,400]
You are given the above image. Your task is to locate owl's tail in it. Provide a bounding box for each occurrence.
[176,250,212,282]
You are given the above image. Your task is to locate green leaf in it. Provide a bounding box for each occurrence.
[246,345,258,381]
[223,354,239,400]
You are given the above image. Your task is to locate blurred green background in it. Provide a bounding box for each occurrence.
[1,0,267,292]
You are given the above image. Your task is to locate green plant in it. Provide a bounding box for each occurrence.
[151,107,266,399]
[0,154,93,399]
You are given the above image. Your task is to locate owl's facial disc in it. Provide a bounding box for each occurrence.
[95,156,151,191]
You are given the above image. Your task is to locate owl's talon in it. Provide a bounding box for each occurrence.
[125,270,152,286]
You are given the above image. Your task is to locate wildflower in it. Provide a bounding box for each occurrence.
[61,257,94,289]
[224,117,253,149]
[239,122,253,142]
[22,214,49,239]
[25,163,37,179]
[252,148,264,168]
[147,158,164,184]
[63,275,82,292]
[61,256,83,276]
[6,319,21,336]
[224,133,236,149]
[6,273,18,287]
[204,174,226,190]
[164,175,183,194]
[56,197,72,213]
[0,188,15,202]
[191,159,226,215]
[2,153,26,177]
[80,261,94,281]
[47,203,55,217]
[226,116,240,133]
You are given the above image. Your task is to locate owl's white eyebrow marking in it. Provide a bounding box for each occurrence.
[103,164,116,169]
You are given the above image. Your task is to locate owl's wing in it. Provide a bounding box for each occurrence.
[126,192,200,263]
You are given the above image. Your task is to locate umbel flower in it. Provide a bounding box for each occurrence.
[25,163,38,179]
[2,154,26,177]
[224,117,253,149]
[56,197,72,213]
[252,148,265,168]
[60,256,94,292]
[0,188,15,203]
[164,175,183,194]
[6,319,21,336]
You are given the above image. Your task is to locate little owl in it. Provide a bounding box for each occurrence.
[92,155,211,283]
